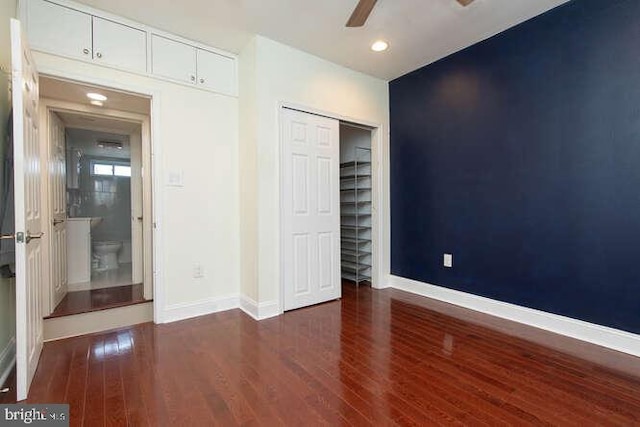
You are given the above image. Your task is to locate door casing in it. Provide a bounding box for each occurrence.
[39,96,154,315]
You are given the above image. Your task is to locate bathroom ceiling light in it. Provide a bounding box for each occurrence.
[371,40,389,52]
[97,140,123,150]
[87,92,107,101]
[90,100,104,107]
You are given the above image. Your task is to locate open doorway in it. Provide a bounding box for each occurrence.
[39,77,153,319]
[339,123,372,286]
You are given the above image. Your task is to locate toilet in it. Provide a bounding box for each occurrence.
[92,241,123,271]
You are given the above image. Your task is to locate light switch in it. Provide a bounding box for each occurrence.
[167,170,183,187]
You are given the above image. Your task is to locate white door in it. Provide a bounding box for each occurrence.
[282,108,341,311]
[49,112,67,309]
[11,19,44,401]
[92,17,147,73]
[26,0,92,61]
[130,131,143,284]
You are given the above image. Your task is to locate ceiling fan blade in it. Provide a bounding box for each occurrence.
[456,0,476,6]
[346,0,378,27]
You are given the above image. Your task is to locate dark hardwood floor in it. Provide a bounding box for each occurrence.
[21,284,640,425]
[46,284,148,318]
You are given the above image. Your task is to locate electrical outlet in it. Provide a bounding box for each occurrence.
[193,264,204,278]
[443,254,453,268]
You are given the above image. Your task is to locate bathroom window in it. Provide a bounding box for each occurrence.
[114,165,131,177]
[91,160,131,177]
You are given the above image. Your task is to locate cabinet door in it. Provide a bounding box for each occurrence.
[151,35,197,84]
[26,0,92,60]
[196,49,236,96]
[93,17,147,73]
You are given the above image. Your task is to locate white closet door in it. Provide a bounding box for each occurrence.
[151,35,197,84]
[92,17,147,73]
[196,49,235,96]
[26,0,92,60]
[282,109,341,311]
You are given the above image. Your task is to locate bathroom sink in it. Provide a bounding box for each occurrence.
[90,217,103,229]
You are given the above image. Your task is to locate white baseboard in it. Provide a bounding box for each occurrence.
[0,337,16,387]
[389,275,640,358]
[240,296,280,320]
[162,295,240,323]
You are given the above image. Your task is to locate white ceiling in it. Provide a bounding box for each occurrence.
[73,0,569,80]
[66,127,132,159]
[56,111,141,135]
[40,76,151,115]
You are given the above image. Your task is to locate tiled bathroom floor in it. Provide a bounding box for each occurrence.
[68,263,134,292]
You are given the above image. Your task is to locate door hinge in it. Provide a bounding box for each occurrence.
[16,232,24,243]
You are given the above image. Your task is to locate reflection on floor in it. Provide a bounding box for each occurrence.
[46,284,148,318]
[68,264,133,292]
[20,284,640,423]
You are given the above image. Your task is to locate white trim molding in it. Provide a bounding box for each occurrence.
[162,295,240,324]
[0,337,16,388]
[44,303,153,341]
[389,275,640,358]
[240,296,281,320]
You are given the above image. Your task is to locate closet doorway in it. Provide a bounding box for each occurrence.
[280,107,377,312]
[339,123,372,285]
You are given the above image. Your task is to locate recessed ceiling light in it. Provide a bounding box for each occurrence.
[90,100,104,107]
[371,40,389,52]
[87,92,107,101]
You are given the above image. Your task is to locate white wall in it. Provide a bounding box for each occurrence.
[238,37,258,302]
[340,124,371,163]
[0,0,16,386]
[32,52,240,321]
[240,36,390,313]
[0,0,15,71]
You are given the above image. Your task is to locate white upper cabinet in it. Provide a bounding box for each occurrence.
[151,35,197,84]
[92,17,147,73]
[27,0,92,60]
[24,0,146,73]
[152,35,236,96]
[22,0,237,96]
[196,49,236,96]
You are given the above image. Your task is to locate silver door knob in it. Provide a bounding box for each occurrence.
[25,231,44,244]
[199,78,205,84]
[190,75,196,82]
[83,48,90,55]
[96,52,103,58]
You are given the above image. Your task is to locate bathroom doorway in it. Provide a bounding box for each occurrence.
[39,76,153,318]
[65,125,140,290]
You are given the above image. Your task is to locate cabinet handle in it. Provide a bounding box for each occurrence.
[190,75,196,82]
[200,78,205,84]
[96,52,103,59]
[83,48,90,55]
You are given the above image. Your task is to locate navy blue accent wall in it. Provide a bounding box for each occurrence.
[390,0,640,334]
